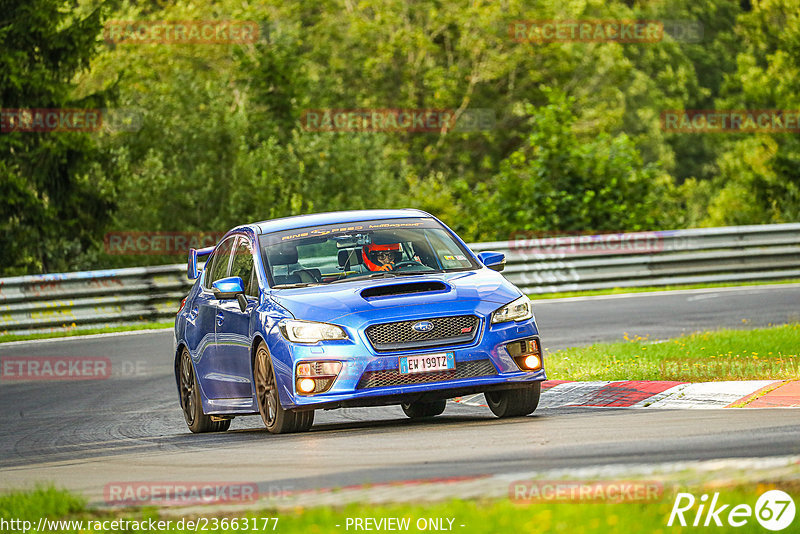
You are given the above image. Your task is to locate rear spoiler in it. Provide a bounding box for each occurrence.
[188,246,215,280]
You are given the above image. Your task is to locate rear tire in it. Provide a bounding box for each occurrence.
[254,342,314,434]
[401,399,447,418]
[485,383,541,418]
[179,348,231,433]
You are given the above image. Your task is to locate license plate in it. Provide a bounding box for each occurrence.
[399,352,455,375]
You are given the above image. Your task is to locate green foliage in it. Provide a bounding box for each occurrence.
[3,0,800,274]
[487,90,665,238]
[0,0,114,275]
[702,0,800,226]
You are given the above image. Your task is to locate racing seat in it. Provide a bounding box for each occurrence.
[268,243,298,266]
[337,249,363,270]
[291,268,322,283]
[268,244,301,286]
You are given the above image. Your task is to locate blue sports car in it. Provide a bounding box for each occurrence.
[174,209,546,434]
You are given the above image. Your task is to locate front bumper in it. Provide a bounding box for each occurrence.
[276,317,545,410]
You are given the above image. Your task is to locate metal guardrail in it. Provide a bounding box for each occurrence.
[1,223,799,335]
[0,265,192,335]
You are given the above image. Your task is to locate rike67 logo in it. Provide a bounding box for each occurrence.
[668,490,796,531]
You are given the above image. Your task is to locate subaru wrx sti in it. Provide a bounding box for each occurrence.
[174,209,545,433]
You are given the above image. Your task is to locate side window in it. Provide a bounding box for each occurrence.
[204,237,236,289]
[231,236,257,297]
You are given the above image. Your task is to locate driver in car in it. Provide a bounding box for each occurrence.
[363,242,403,271]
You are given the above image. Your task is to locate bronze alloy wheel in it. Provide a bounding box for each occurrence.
[254,343,278,428]
[254,341,314,434]
[179,350,197,426]
[179,348,230,433]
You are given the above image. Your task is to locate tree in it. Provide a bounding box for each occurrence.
[0,0,114,275]
[701,0,800,225]
[487,90,667,240]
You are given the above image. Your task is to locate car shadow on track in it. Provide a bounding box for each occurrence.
[0,406,565,469]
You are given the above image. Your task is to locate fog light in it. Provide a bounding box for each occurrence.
[298,378,316,393]
[295,360,343,395]
[523,354,541,370]
[509,338,544,372]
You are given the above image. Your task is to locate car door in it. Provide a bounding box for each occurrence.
[193,235,236,400]
[213,235,259,399]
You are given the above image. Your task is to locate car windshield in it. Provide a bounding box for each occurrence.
[258,217,478,287]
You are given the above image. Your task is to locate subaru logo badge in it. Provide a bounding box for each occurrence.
[412,321,434,333]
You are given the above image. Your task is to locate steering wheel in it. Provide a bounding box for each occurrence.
[393,260,427,270]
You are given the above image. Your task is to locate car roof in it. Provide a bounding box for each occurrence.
[250,209,433,235]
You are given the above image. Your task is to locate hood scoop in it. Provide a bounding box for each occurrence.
[360,281,448,299]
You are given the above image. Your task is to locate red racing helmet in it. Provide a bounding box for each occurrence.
[363,242,402,271]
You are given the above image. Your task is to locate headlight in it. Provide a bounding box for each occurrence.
[279,320,348,343]
[491,295,533,324]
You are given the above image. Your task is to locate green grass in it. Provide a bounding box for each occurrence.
[545,323,800,382]
[0,487,85,520]
[529,278,800,300]
[2,484,797,533]
[0,321,173,344]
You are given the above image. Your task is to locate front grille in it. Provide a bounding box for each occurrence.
[365,315,479,351]
[357,358,497,389]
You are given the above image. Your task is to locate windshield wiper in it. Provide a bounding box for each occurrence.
[272,282,323,289]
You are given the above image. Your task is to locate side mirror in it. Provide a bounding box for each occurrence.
[188,246,214,280]
[212,276,248,312]
[477,251,506,272]
[188,249,199,280]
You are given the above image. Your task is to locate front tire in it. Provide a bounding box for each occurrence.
[401,399,447,419]
[254,342,314,434]
[179,348,231,433]
[485,383,541,418]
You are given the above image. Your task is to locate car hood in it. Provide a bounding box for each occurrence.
[269,269,522,326]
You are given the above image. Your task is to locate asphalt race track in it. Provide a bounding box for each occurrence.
[1,284,799,504]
